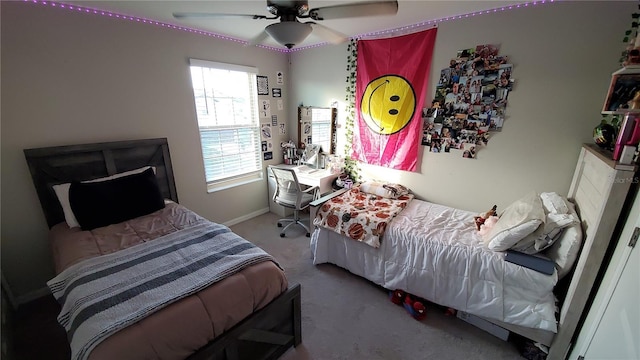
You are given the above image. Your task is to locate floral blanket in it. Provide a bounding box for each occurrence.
[313,187,414,248]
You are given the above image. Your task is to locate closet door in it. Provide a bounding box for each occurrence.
[570,191,640,360]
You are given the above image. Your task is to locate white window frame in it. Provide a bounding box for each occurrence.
[311,107,332,154]
[189,59,263,192]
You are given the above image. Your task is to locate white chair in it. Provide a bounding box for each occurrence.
[269,166,319,237]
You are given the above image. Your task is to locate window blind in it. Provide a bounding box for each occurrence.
[311,108,332,153]
[189,59,263,190]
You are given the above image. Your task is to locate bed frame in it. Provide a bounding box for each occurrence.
[23,138,178,228]
[24,137,302,360]
[310,144,635,360]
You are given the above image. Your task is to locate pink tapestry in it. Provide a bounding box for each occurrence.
[352,28,438,171]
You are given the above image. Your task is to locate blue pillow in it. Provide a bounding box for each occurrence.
[69,167,165,230]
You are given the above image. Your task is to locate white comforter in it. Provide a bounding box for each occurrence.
[311,199,558,332]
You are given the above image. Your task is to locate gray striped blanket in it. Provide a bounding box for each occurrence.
[47,221,278,360]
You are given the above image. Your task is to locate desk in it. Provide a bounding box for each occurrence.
[294,167,339,195]
[269,164,338,195]
[266,165,339,217]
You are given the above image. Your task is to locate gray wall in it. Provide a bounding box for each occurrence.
[290,1,634,212]
[0,0,635,300]
[0,1,290,299]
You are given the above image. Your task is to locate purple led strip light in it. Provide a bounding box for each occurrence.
[294,0,555,51]
[25,0,289,53]
[27,0,552,53]
[356,1,553,39]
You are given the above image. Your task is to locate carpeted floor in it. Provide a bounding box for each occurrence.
[230,212,527,360]
[10,211,530,360]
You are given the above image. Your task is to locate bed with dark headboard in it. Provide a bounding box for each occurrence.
[24,138,301,360]
[24,138,178,228]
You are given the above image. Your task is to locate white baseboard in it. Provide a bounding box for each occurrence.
[15,286,51,307]
[223,207,270,227]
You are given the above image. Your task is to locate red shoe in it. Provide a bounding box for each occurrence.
[444,307,457,316]
[412,301,427,321]
[389,289,406,305]
[403,294,427,321]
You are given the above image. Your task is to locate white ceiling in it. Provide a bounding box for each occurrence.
[64,1,532,50]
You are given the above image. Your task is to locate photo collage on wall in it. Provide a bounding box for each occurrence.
[422,44,514,159]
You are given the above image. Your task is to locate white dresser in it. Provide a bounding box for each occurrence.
[548,143,636,359]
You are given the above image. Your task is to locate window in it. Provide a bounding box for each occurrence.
[189,59,262,191]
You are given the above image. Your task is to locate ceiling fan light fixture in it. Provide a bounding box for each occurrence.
[266,5,278,16]
[265,22,312,49]
[297,4,309,16]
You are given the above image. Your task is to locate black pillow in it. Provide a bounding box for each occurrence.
[69,168,165,230]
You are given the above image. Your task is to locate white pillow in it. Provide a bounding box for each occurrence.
[487,220,542,251]
[544,201,583,279]
[511,192,579,254]
[52,166,154,228]
[512,192,579,254]
[540,192,569,214]
[483,191,545,251]
[511,212,578,254]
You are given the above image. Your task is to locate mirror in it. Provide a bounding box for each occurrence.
[298,106,337,155]
[303,143,323,169]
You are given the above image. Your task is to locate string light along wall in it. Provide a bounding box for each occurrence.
[25,0,555,53]
[296,1,556,51]
[22,0,289,52]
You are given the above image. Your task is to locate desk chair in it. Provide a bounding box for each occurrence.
[269,166,319,237]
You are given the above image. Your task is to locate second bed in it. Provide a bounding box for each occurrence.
[311,186,584,346]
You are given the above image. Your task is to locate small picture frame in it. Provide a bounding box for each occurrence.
[257,75,269,95]
[603,66,640,113]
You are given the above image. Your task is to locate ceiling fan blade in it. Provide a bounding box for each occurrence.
[307,1,398,21]
[172,12,270,20]
[246,30,270,47]
[308,23,348,44]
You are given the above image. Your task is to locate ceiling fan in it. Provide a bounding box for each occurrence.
[173,0,399,49]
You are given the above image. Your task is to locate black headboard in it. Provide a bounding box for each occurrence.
[24,138,179,228]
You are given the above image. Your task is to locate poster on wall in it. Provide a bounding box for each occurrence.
[261,124,271,139]
[302,121,311,137]
[276,71,284,85]
[423,43,514,159]
[257,75,269,95]
[260,100,271,118]
[261,141,273,152]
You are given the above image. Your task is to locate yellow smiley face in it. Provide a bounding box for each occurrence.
[360,75,416,135]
